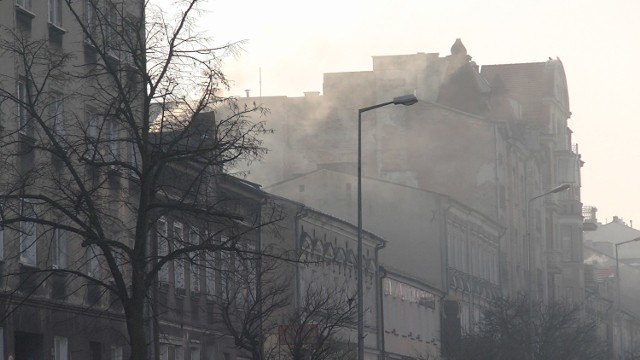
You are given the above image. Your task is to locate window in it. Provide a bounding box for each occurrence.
[54,336,69,360]
[84,0,97,39]
[175,346,184,360]
[85,107,98,139]
[52,227,67,269]
[190,347,200,360]
[17,81,29,133]
[20,200,37,266]
[189,227,200,294]
[16,0,32,10]
[245,243,257,303]
[205,238,215,299]
[159,344,169,360]
[110,345,123,360]
[105,3,119,50]
[50,92,65,142]
[220,236,230,299]
[87,245,101,278]
[174,221,185,291]
[84,107,99,159]
[48,0,62,27]
[106,119,119,160]
[157,218,169,283]
[127,138,140,176]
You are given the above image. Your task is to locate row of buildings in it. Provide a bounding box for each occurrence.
[232,38,640,359]
[1,0,640,359]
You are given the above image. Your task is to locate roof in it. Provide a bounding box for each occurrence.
[268,193,387,245]
[266,168,504,233]
[480,58,570,117]
[584,221,640,259]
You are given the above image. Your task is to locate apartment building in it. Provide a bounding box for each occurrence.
[0,1,270,359]
[237,39,583,303]
[0,1,146,359]
[266,167,503,359]
[261,196,385,360]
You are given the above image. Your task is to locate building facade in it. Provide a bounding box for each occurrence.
[266,168,503,359]
[0,2,264,359]
[0,1,144,359]
[238,39,584,307]
[583,208,640,358]
[263,196,385,360]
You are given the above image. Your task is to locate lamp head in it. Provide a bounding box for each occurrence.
[550,184,571,194]
[392,94,418,106]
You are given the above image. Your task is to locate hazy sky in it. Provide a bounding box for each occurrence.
[194,0,639,227]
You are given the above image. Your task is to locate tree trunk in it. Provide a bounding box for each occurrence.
[126,266,148,360]
[126,300,148,360]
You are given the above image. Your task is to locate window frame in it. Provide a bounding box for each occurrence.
[19,199,37,266]
[85,106,98,140]
[16,0,33,10]
[87,244,101,278]
[173,221,185,291]
[204,231,215,299]
[17,80,29,134]
[54,336,69,360]
[110,345,123,360]
[105,3,119,52]
[84,0,97,40]
[49,92,65,142]
[52,226,67,269]
[48,0,62,27]
[106,118,119,160]
[189,227,200,294]
[157,217,169,283]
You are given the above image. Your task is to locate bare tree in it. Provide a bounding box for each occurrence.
[0,1,272,359]
[272,282,357,360]
[206,239,289,360]
[215,247,357,360]
[450,295,607,360]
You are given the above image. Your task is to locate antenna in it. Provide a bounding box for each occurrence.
[259,67,262,97]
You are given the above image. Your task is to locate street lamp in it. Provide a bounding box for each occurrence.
[357,94,417,360]
[526,183,570,358]
[615,236,640,359]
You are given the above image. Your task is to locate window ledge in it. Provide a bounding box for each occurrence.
[48,22,67,34]
[19,262,38,271]
[16,5,36,19]
[84,38,97,49]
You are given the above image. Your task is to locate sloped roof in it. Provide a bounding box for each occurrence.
[481,59,570,119]
[481,62,549,103]
[584,221,640,259]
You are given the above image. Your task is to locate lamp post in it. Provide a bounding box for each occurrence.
[615,236,640,359]
[525,183,570,359]
[357,94,417,360]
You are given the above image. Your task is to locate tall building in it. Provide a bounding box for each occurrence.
[0,1,144,359]
[237,39,584,319]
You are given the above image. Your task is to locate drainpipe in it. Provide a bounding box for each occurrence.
[257,197,266,360]
[378,265,388,359]
[294,206,306,309]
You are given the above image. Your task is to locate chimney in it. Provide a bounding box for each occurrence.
[244,89,251,98]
